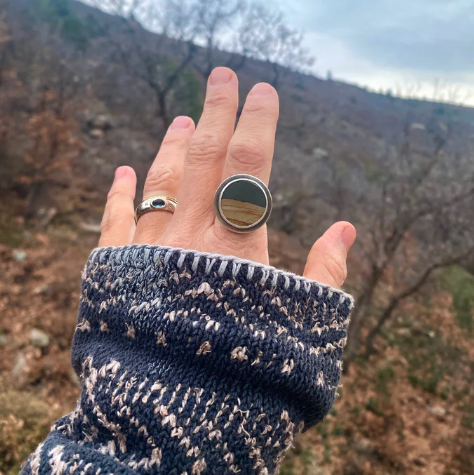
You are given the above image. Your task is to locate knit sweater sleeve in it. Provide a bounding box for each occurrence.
[21,245,353,475]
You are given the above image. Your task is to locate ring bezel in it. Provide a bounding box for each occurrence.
[214,174,272,233]
[135,195,178,224]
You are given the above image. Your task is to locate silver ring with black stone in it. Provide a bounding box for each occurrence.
[135,196,177,224]
[214,174,272,233]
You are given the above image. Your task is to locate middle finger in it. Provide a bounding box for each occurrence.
[172,67,239,233]
[222,82,279,185]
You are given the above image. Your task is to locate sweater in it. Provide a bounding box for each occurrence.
[21,245,353,475]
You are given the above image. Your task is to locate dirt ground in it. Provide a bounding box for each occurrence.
[0,206,473,474]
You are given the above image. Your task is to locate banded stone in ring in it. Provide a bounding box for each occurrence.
[214,174,272,233]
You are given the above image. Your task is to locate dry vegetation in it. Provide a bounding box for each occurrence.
[0,0,474,473]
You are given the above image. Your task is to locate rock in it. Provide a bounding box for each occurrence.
[353,436,373,453]
[312,147,329,159]
[13,249,27,262]
[88,114,112,131]
[69,369,81,388]
[90,128,105,139]
[29,329,50,348]
[80,222,102,233]
[37,207,57,227]
[438,122,448,132]
[33,283,52,295]
[273,192,285,204]
[12,352,27,385]
[0,334,8,346]
[428,406,446,417]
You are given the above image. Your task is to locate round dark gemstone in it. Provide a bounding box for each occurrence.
[151,198,166,208]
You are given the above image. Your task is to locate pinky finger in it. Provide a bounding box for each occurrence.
[99,166,137,248]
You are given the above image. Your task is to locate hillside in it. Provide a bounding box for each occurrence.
[0,1,474,474]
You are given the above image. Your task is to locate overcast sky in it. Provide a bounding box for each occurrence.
[281,0,474,105]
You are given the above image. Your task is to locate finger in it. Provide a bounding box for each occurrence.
[134,116,195,244]
[99,166,137,248]
[303,222,356,288]
[174,67,238,230]
[222,82,279,184]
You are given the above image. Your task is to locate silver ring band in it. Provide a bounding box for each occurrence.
[214,174,272,233]
[135,196,177,223]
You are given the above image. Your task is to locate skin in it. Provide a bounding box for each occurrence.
[98,67,356,289]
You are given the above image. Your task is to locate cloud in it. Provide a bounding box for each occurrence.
[290,0,474,72]
[282,0,474,104]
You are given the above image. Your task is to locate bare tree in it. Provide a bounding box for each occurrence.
[91,0,316,127]
[431,78,472,106]
[192,0,244,78]
[22,58,82,221]
[92,0,199,130]
[0,6,13,146]
[0,1,84,221]
[239,4,315,90]
[343,112,474,366]
[364,244,474,357]
[184,0,315,88]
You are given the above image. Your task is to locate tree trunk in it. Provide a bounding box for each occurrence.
[272,63,280,91]
[344,265,384,370]
[365,299,399,356]
[24,179,42,221]
[157,91,170,130]
[364,262,448,356]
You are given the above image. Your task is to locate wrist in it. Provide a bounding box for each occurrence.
[71,245,353,473]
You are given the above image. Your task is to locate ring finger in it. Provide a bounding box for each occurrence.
[213,82,279,253]
[134,116,195,244]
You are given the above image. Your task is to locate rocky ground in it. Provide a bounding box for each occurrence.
[1,202,473,474]
[1,2,474,472]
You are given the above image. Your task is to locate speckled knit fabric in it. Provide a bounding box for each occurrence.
[21,245,353,475]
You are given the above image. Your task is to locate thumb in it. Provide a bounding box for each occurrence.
[303,221,356,288]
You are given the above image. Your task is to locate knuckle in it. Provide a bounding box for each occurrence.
[101,204,134,235]
[187,134,225,163]
[161,134,187,148]
[144,166,180,193]
[228,140,268,170]
[100,208,117,235]
[244,99,278,117]
[107,187,126,202]
[204,92,232,110]
[323,252,347,286]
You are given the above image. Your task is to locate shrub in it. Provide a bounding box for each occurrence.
[441,265,474,333]
[0,390,55,474]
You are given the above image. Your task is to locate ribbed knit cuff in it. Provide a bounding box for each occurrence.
[66,245,353,474]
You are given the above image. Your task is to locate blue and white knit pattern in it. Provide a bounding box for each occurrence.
[21,245,353,475]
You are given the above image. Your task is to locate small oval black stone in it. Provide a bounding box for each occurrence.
[151,199,166,208]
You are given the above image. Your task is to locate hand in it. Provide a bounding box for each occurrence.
[98,67,356,289]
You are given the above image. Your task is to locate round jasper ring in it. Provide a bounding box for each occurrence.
[214,174,272,233]
[135,195,178,223]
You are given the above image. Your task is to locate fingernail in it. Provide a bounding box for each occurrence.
[115,167,127,180]
[249,83,274,96]
[171,116,191,130]
[209,67,233,85]
[340,225,356,251]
